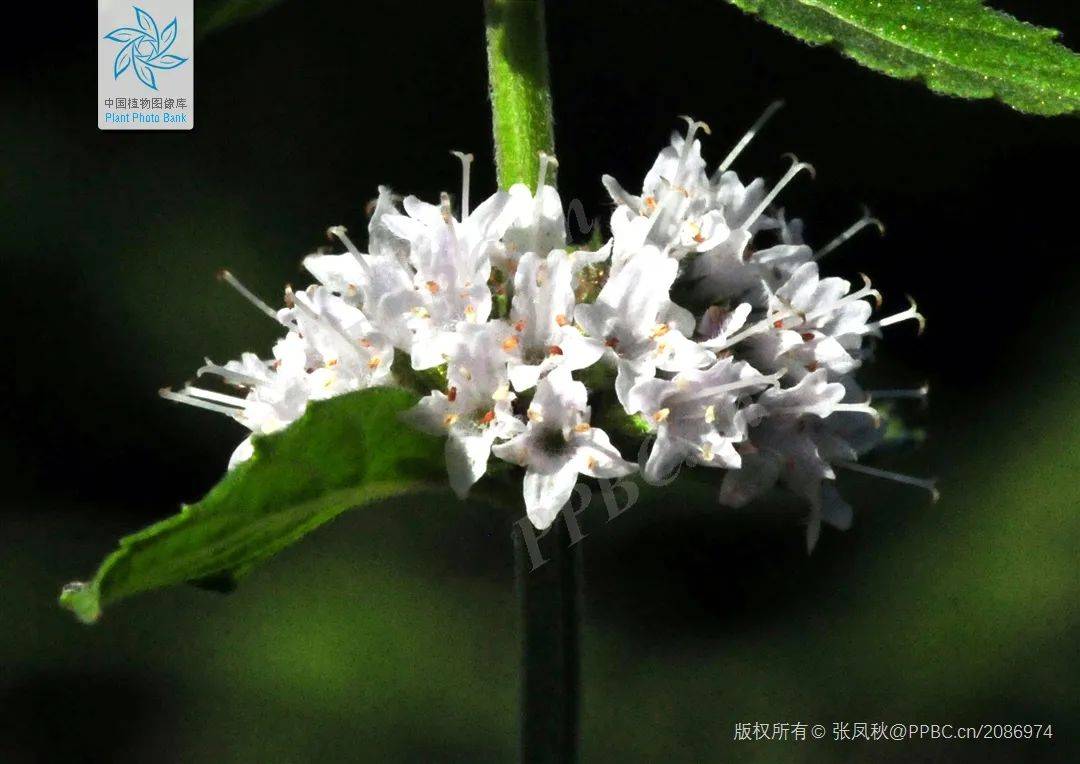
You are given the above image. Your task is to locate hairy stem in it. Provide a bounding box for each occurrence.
[486,4,577,759]
[484,0,556,189]
[513,521,581,763]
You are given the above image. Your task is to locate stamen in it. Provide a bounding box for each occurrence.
[534,152,558,252]
[291,293,367,358]
[439,192,454,224]
[679,369,785,405]
[450,151,474,219]
[218,270,279,321]
[197,359,261,387]
[838,461,940,502]
[327,225,373,274]
[865,384,930,400]
[159,387,243,417]
[870,296,926,335]
[705,315,782,351]
[537,151,557,192]
[714,99,784,178]
[675,116,711,179]
[741,154,815,231]
[178,385,252,409]
[814,206,885,260]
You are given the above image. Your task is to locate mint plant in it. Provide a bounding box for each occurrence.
[63,1,1079,760]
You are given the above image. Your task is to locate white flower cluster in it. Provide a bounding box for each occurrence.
[165,109,934,550]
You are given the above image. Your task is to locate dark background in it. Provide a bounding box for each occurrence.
[4,1,1078,761]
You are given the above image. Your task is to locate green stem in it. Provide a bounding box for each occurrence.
[485,3,577,760]
[513,522,580,764]
[484,0,555,190]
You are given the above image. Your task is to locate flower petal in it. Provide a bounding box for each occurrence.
[523,464,579,530]
[446,430,494,498]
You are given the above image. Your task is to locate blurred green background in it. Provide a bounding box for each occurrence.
[3,1,1078,761]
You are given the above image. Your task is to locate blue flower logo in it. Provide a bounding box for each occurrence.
[104,6,188,90]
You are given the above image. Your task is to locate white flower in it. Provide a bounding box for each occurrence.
[502,249,604,391]
[492,366,635,530]
[166,119,930,552]
[309,153,519,371]
[687,155,816,306]
[402,322,523,497]
[603,119,717,260]
[284,286,394,396]
[688,234,813,306]
[163,331,313,469]
[627,357,781,483]
[743,262,880,381]
[575,250,713,406]
[697,303,753,347]
[163,275,395,470]
[381,183,514,368]
[602,107,796,266]
[718,369,878,550]
[502,151,566,270]
[304,187,419,352]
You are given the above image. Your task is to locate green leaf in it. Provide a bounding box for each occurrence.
[725,0,1080,115]
[59,387,444,624]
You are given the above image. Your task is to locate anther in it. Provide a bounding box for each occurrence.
[871,296,926,335]
[327,225,373,273]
